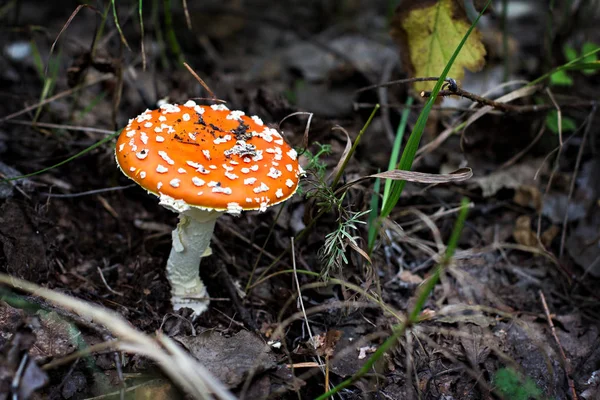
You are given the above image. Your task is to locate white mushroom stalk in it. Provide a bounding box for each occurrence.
[161,196,223,316]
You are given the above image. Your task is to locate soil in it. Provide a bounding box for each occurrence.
[0,1,599,399]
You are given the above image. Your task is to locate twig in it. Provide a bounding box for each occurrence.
[43,340,119,370]
[356,76,457,94]
[415,81,535,164]
[290,237,329,391]
[545,88,563,146]
[5,119,115,135]
[559,105,596,257]
[539,291,578,400]
[378,57,399,144]
[0,74,113,122]
[420,87,596,113]
[421,87,518,112]
[354,101,478,113]
[182,0,192,29]
[183,62,216,99]
[11,354,29,396]
[97,267,124,296]
[499,123,546,170]
[41,184,136,198]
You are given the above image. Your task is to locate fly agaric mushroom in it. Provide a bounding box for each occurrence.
[115,101,302,316]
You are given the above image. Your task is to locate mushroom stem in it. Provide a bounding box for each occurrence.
[166,209,222,317]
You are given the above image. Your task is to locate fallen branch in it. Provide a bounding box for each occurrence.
[420,87,596,113]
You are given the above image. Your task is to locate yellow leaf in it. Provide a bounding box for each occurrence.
[391,0,486,92]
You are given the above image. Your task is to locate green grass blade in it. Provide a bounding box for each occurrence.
[110,0,131,50]
[382,96,413,208]
[91,3,110,58]
[367,175,381,253]
[380,1,491,218]
[139,0,146,70]
[29,39,46,80]
[331,104,379,188]
[32,46,61,123]
[529,46,600,86]
[557,61,600,72]
[33,78,55,122]
[1,131,120,183]
[163,0,185,64]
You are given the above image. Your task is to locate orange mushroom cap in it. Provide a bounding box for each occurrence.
[115,101,302,214]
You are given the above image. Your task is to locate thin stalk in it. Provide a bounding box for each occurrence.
[331,104,380,188]
[1,131,120,183]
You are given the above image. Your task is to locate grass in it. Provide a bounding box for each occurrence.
[163,0,185,65]
[310,2,490,397]
[367,95,414,253]
[316,197,471,400]
[110,0,131,50]
[529,44,600,86]
[0,129,119,184]
[30,38,61,123]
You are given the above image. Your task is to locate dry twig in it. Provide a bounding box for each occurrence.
[539,291,578,400]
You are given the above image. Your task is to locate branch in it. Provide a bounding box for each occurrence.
[420,87,596,113]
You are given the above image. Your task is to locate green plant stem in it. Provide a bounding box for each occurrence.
[151,0,169,69]
[331,104,380,188]
[110,0,131,50]
[91,3,110,58]
[367,176,381,253]
[139,0,146,70]
[315,198,470,400]
[529,46,600,86]
[163,0,184,65]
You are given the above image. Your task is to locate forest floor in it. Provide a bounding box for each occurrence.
[0,1,599,399]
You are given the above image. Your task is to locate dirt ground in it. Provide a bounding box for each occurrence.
[0,0,599,399]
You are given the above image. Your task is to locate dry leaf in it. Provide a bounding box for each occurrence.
[134,379,179,400]
[540,225,559,248]
[513,185,543,211]
[473,159,543,198]
[435,304,495,327]
[337,167,472,194]
[513,215,538,247]
[513,215,558,249]
[399,270,424,284]
[391,0,486,92]
[315,330,343,358]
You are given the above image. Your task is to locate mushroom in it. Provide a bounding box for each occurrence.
[115,101,302,316]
